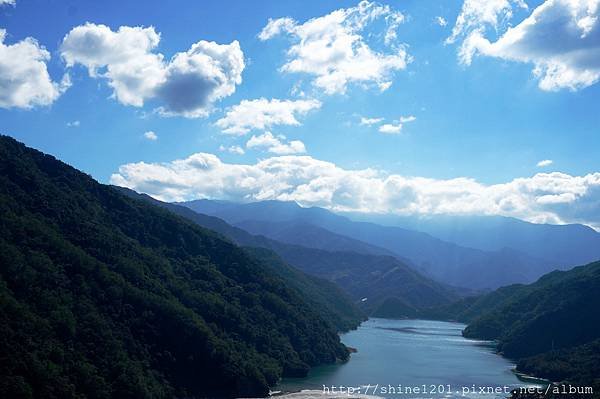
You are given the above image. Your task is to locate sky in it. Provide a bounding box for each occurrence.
[1,0,600,228]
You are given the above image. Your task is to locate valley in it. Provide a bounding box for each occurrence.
[1,136,598,398]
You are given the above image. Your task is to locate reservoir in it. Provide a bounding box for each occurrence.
[275,318,541,398]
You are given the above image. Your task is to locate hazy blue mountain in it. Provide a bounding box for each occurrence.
[341,212,600,267]
[180,199,340,225]
[234,219,395,256]
[181,200,559,290]
[126,191,460,314]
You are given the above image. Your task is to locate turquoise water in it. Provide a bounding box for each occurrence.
[276,319,541,398]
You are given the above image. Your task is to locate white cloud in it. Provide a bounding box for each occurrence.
[219,145,245,155]
[378,115,416,134]
[259,1,410,94]
[379,123,402,134]
[0,29,70,109]
[144,131,158,141]
[449,0,600,91]
[215,98,321,135]
[537,159,553,167]
[447,0,527,45]
[110,152,600,229]
[246,132,306,155]
[258,17,296,40]
[435,16,448,27]
[0,0,15,6]
[360,116,384,125]
[60,23,244,117]
[66,120,80,127]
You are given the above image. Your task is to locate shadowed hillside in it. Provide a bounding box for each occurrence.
[0,136,356,398]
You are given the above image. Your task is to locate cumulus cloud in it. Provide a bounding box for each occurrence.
[110,152,600,229]
[215,98,321,135]
[0,0,15,6]
[144,131,158,141]
[60,23,244,117]
[449,0,600,91]
[246,132,306,155]
[259,1,410,94]
[360,116,384,125]
[0,29,70,109]
[435,16,448,27]
[219,145,245,155]
[66,120,80,127]
[537,159,553,167]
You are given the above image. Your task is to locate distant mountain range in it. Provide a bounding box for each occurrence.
[121,189,459,316]
[341,212,600,267]
[179,199,593,290]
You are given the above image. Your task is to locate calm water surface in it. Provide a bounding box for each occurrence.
[275,319,541,399]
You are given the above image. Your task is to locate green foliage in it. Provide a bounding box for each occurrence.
[461,262,600,358]
[115,187,366,331]
[0,136,350,398]
[243,247,366,331]
[264,245,459,314]
[427,260,600,391]
[517,339,600,390]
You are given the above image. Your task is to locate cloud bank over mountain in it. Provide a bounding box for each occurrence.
[111,152,600,230]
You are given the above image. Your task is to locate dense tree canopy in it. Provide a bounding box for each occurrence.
[0,136,355,398]
[424,260,600,394]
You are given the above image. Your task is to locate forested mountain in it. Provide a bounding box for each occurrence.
[340,212,600,268]
[0,136,355,398]
[121,189,458,316]
[427,260,600,391]
[180,200,559,290]
[115,188,366,331]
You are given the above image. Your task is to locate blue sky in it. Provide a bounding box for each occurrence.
[1,0,600,227]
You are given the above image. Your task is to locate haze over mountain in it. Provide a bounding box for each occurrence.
[231,220,395,257]
[341,213,600,267]
[180,200,566,290]
[123,189,459,316]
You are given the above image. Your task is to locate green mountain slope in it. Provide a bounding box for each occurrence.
[434,260,600,391]
[462,261,600,358]
[115,188,366,329]
[0,136,352,398]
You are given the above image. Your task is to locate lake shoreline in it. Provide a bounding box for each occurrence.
[275,318,543,399]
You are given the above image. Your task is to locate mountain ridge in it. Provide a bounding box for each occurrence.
[181,199,565,290]
[125,189,461,315]
[340,212,600,267]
